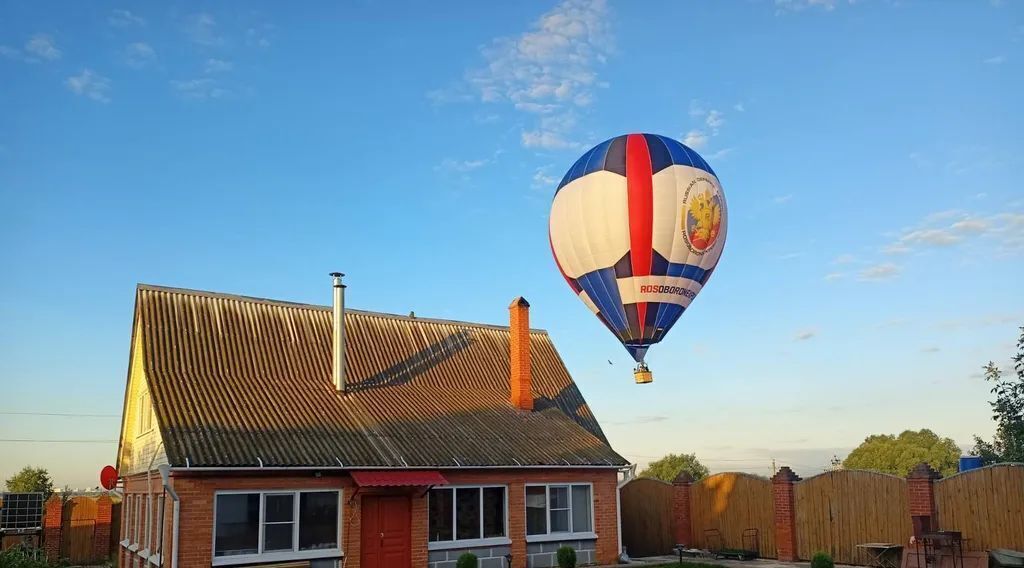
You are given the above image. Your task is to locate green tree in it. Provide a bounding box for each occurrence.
[971,327,1024,464]
[842,429,960,477]
[639,453,709,482]
[4,466,54,498]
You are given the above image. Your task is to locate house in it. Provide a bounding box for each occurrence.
[115,278,629,568]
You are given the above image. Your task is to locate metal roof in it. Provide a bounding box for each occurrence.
[132,284,628,469]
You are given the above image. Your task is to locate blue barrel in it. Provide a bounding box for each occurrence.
[959,456,983,472]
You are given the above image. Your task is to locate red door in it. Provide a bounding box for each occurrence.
[360,496,411,568]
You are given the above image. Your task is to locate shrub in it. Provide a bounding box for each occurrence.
[455,552,478,568]
[812,551,834,568]
[0,547,52,568]
[557,546,577,568]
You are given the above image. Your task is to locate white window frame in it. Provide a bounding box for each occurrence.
[149,494,164,566]
[427,484,510,551]
[128,494,141,551]
[121,495,132,548]
[211,489,342,567]
[524,483,597,543]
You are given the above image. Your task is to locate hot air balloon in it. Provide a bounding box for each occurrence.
[548,133,728,384]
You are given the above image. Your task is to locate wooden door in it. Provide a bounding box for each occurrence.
[360,496,411,568]
[61,496,98,564]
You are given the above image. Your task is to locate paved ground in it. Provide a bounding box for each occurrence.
[593,556,845,568]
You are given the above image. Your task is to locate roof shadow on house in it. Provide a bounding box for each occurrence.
[347,330,473,392]
[533,382,608,444]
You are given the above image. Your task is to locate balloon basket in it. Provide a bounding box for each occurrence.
[633,363,652,384]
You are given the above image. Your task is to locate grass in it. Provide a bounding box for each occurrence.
[642,563,729,568]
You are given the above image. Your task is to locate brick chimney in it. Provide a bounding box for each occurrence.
[509,297,533,411]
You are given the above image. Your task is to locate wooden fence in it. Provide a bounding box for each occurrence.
[620,478,675,557]
[691,472,777,558]
[935,464,1024,551]
[61,496,99,563]
[795,470,912,565]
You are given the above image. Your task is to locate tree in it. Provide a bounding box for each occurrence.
[639,453,709,482]
[4,466,54,498]
[971,327,1024,464]
[842,429,960,477]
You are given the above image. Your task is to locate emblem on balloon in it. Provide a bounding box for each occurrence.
[682,177,724,254]
[548,133,728,384]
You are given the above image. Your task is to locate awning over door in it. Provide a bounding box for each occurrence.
[349,470,449,487]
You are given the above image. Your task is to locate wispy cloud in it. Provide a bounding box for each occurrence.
[532,167,560,190]
[922,346,941,353]
[773,194,794,205]
[607,415,669,426]
[775,0,853,13]
[171,78,229,100]
[984,55,1006,65]
[109,9,145,27]
[683,129,708,150]
[824,272,845,282]
[795,328,818,341]
[859,262,901,281]
[832,254,856,265]
[185,12,223,47]
[124,42,156,68]
[204,58,233,74]
[884,211,1024,256]
[436,158,490,174]
[2,34,61,62]
[66,69,111,103]
[437,0,611,150]
[734,103,745,112]
[246,25,273,48]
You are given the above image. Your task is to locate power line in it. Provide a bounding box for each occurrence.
[0,411,120,418]
[0,439,117,443]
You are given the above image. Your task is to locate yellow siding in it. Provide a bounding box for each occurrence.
[117,325,166,475]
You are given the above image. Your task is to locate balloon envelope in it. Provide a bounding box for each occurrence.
[548,133,727,363]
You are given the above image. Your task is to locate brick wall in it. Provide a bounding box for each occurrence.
[120,468,619,568]
[771,467,800,562]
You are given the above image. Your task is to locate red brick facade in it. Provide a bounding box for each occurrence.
[771,466,801,562]
[43,496,63,562]
[907,462,941,537]
[118,468,619,568]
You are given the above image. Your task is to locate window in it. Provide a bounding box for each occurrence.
[428,486,506,546]
[213,491,340,563]
[153,495,164,561]
[134,494,142,545]
[122,495,132,545]
[525,484,593,538]
[139,392,152,433]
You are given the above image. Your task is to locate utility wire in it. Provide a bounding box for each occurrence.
[0,411,120,418]
[0,439,117,443]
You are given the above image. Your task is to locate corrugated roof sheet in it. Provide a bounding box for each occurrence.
[134,284,628,469]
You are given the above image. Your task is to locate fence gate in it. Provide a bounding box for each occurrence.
[620,478,675,557]
[794,470,911,565]
[61,497,99,564]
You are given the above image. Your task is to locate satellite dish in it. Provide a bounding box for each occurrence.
[100,465,118,490]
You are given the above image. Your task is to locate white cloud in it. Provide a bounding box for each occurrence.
[171,78,229,100]
[66,69,111,102]
[794,329,818,341]
[246,25,273,48]
[773,194,794,204]
[522,130,579,150]
[859,263,901,281]
[452,0,611,149]
[109,9,145,27]
[705,109,725,132]
[124,42,156,68]
[186,13,223,46]
[683,129,708,149]
[734,103,745,112]
[689,100,706,118]
[532,167,560,190]
[984,55,1006,65]
[204,58,233,74]
[436,158,489,173]
[824,272,845,281]
[25,34,61,60]
[832,254,855,264]
[775,0,851,12]
[883,210,1024,256]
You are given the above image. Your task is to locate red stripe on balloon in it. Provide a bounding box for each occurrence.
[625,133,653,342]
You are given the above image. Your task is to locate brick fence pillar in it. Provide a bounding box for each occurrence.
[43,496,63,562]
[93,494,113,562]
[672,471,694,547]
[907,462,941,538]
[772,466,801,562]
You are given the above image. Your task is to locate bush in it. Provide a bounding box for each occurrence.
[0,547,52,568]
[557,546,577,568]
[811,551,834,568]
[455,552,478,568]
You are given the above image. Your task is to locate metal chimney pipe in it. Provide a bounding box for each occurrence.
[330,272,346,392]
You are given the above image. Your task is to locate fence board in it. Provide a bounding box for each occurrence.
[935,463,1024,551]
[620,478,675,557]
[795,470,911,565]
[690,472,776,558]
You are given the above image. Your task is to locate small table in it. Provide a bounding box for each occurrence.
[858,543,903,568]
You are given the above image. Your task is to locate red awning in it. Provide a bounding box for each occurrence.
[349,470,449,487]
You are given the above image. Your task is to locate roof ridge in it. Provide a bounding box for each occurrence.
[136,283,549,334]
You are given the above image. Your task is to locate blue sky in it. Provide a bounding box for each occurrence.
[1,0,1022,488]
